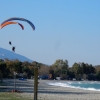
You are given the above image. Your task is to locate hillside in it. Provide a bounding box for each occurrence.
[0,47,33,62]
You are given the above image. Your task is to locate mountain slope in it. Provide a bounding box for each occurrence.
[0,47,33,62]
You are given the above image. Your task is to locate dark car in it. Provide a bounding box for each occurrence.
[38,75,48,80]
[19,78,27,81]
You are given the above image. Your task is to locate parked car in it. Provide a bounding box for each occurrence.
[19,78,27,81]
[38,75,48,80]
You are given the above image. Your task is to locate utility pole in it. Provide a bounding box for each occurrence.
[34,62,39,100]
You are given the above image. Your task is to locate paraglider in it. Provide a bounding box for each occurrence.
[9,41,16,52]
[1,17,35,30]
[12,46,15,52]
[0,17,35,52]
[0,21,24,30]
[9,41,12,45]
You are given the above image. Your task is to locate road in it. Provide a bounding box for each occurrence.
[0,79,34,93]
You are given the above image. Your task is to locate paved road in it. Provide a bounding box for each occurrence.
[0,79,34,93]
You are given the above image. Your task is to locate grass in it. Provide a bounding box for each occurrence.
[0,92,34,100]
[0,81,42,100]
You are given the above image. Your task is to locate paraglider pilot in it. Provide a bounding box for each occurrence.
[9,41,12,45]
[12,46,15,52]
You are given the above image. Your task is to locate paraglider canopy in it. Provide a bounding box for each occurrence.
[1,17,35,30]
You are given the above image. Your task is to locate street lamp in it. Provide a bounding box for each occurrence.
[13,71,17,92]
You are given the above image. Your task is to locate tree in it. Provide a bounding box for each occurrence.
[67,68,75,80]
[6,60,22,73]
[22,66,30,78]
[96,71,100,80]
[0,62,7,81]
[49,68,54,79]
[72,62,83,80]
[13,60,22,73]
[87,64,95,74]
[52,59,69,78]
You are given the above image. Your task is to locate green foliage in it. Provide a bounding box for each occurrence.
[22,66,29,73]
[0,59,35,79]
[96,71,100,80]
[51,59,69,78]
[71,62,96,80]
[0,62,6,72]
[67,70,75,79]
[0,58,99,81]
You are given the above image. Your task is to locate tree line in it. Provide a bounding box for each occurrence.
[0,58,100,81]
[49,59,100,81]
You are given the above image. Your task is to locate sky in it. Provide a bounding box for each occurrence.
[0,1,100,67]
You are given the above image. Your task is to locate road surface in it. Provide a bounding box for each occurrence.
[0,79,34,93]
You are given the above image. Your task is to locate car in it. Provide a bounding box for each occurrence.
[19,78,27,81]
[38,75,48,80]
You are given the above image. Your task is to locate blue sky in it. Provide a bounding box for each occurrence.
[0,1,100,66]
